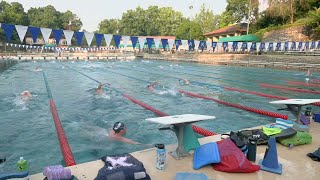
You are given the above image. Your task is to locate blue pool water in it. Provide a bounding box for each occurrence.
[0,59,319,174]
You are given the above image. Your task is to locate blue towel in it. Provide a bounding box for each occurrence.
[175,173,208,180]
[274,118,293,129]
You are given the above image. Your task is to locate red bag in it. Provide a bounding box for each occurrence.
[213,139,260,173]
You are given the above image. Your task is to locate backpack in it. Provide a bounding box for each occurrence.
[221,129,269,153]
[95,154,151,180]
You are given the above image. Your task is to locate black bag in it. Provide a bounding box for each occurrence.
[221,131,248,154]
[95,153,151,180]
[221,129,269,151]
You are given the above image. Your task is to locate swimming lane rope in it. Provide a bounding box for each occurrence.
[121,66,320,106]
[119,66,320,107]
[260,84,320,94]
[105,68,288,120]
[287,81,320,87]
[42,72,76,166]
[65,65,215,137]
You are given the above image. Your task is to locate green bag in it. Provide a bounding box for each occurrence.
[278,131,312,147]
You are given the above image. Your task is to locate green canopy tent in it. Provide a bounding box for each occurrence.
[218,34,259,42]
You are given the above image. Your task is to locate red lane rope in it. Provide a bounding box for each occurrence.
[224,87,287,100]
[179,90,288,120]
[49,100,76,166]
[122,94,216,136]
[287,81,320,87]
[260,83,320,94]
[224,86,320,107]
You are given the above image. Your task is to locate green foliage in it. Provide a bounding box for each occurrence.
[60,10,82,31]
[156,7,184,36]
[305,7,320,33]
[223,0,249,24]
[98,19,120,34]
[295,0,320,19]
[175,19,204,40]
[119,7,147,35]
[27,5,62,29]
[194,4,220,34]
[0,1,29,25]
[0,1,82,31]
[253,23,303,40]
[99,6,183,36]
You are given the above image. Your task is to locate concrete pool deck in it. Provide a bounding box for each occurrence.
[30,121,320,180]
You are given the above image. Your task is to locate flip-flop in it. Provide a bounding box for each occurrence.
[307,148,320,162]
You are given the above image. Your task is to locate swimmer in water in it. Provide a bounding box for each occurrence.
[147,81,158,93]
[109,122,141,145]
[33,67,43,72]
[306,69,312,77]
[96,83,109,94]
[179,79,190,85]
[20,91,32,101]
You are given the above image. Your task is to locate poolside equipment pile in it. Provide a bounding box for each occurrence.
[183,114,317,176]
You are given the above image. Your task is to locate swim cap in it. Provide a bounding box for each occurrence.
[113,122,125,132]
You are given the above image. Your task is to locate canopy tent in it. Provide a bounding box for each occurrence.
[218,34,259,42]
[43,44,57,47]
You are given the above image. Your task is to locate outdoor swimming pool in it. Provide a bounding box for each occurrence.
[1,59,319,174]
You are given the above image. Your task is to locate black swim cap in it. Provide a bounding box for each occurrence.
[113,122,125,133]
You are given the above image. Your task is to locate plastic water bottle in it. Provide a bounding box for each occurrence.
[305,107,313,121]
[17,157,28,171]
[155,144,166,170]
[289,144,294,149]
[247,138,257,162]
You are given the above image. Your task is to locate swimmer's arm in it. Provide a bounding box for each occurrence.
[100,83,110,86]
[121,137,141,145]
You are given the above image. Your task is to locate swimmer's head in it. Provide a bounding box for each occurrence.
[21,91,31,96]
[113,122,126,134]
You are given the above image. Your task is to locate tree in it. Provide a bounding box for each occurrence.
[305,7,320,33]
[219,0,259,28]
[267,0,317,24]
[194,4,220,34]
[0,1,29,25]
[175,19,204,40]
[27,5,62,29]
[60,10,82,31]
[224,0,250,24]
[119,7,147,35]
[157,7,184,36]
[104,6,184,36]
[98,18,120,34]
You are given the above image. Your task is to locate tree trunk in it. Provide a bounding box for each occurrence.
[290,0,294,24]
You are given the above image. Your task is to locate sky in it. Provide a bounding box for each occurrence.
[7,0,228,32]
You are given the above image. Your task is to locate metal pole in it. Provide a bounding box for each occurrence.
[247,0,252,35]
[189,5,193,40]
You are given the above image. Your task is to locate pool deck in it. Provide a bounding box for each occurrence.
[30,121,320,180]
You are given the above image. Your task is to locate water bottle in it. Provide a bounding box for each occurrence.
[155,144,166,170]
[247,137,257,162]
[17,157,28,171]
[305,107,313,121]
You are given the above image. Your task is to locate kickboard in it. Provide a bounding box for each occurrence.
[0,171,29,180]
[271,128,297,140]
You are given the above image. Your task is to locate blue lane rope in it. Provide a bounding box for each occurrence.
[64,64,123,94]
[116,66,225,90]
[42,72,53,99]
[118,65,252,87]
